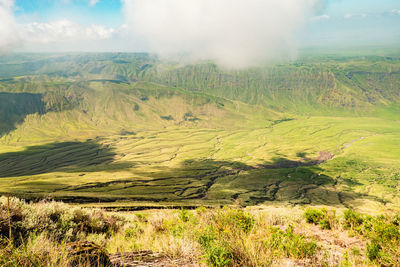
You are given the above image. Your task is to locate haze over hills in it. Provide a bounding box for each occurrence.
[0,52,399,211]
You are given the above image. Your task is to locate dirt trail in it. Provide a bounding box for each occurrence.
[300,224,367,265]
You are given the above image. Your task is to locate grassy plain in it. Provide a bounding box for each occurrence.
[0,115,399,211]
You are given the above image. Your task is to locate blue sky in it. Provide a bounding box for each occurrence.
[13,0,400,26]
[0,0,399,59]
[302,0,400,47]
[14,0,123,26]
[12,0,400,28]
[322,0,399,16]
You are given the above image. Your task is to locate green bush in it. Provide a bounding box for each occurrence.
[367,217,400,265]
[304,208,332,229]
[366,241,381,261]
[198,225,217,248]
[214,209,254,233]
[343,209,364,231]
[264,225,318,259]
[339,210,400,265]
[305,208,325,223]
[373,218,400,243]
[198,225,233,267]
[196,210,254,266]
[205,245,233,267]
[233,210,254,233]
[178,208,192,223]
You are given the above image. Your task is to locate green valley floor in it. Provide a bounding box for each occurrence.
[1,116,399,212]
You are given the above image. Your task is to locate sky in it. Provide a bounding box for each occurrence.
[0,0,399,66]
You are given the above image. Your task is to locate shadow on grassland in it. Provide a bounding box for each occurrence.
[0,140,133,178]
[153,158,340,205]
[88,157,386,207]
[1,147,388,208]
[177,158,388,207]
[0,92,46,136]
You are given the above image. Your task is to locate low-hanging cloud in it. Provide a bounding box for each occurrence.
[123,0,320,67]
[21,20,115,44]
[0,0,20,52]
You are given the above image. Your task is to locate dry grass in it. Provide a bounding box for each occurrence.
[3,197,399,266]
[105,206,369,266]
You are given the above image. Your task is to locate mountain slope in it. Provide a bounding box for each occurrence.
[1,53,399,117]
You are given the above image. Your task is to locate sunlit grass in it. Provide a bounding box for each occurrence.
[0,115,399,210]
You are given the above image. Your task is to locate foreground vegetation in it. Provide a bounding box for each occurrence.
[1,196,399,266]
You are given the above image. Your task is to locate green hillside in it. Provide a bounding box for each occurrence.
[0,53,399,211]
[2,53,399,116]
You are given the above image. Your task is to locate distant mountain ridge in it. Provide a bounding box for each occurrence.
[1,53,399,119]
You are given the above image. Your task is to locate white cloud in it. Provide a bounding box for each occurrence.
[0,0,20,52]
[311,14,330,21]
[122,0,319,68]
[20,19,115,44]
[392,9,400,15]
[0,0,13,8]
[89,0,99,7]
[344,13,370,19]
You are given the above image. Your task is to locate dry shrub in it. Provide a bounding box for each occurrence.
[0,233,70,267]
[0,196,125,244]
[0,196,125,266]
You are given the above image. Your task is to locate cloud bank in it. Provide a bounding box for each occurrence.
[0,0,20,52]
[17,20,129,52]
[0,0,120,53]
[2,0,398,65]
[123,0,319,67]
[21,20,115,44]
